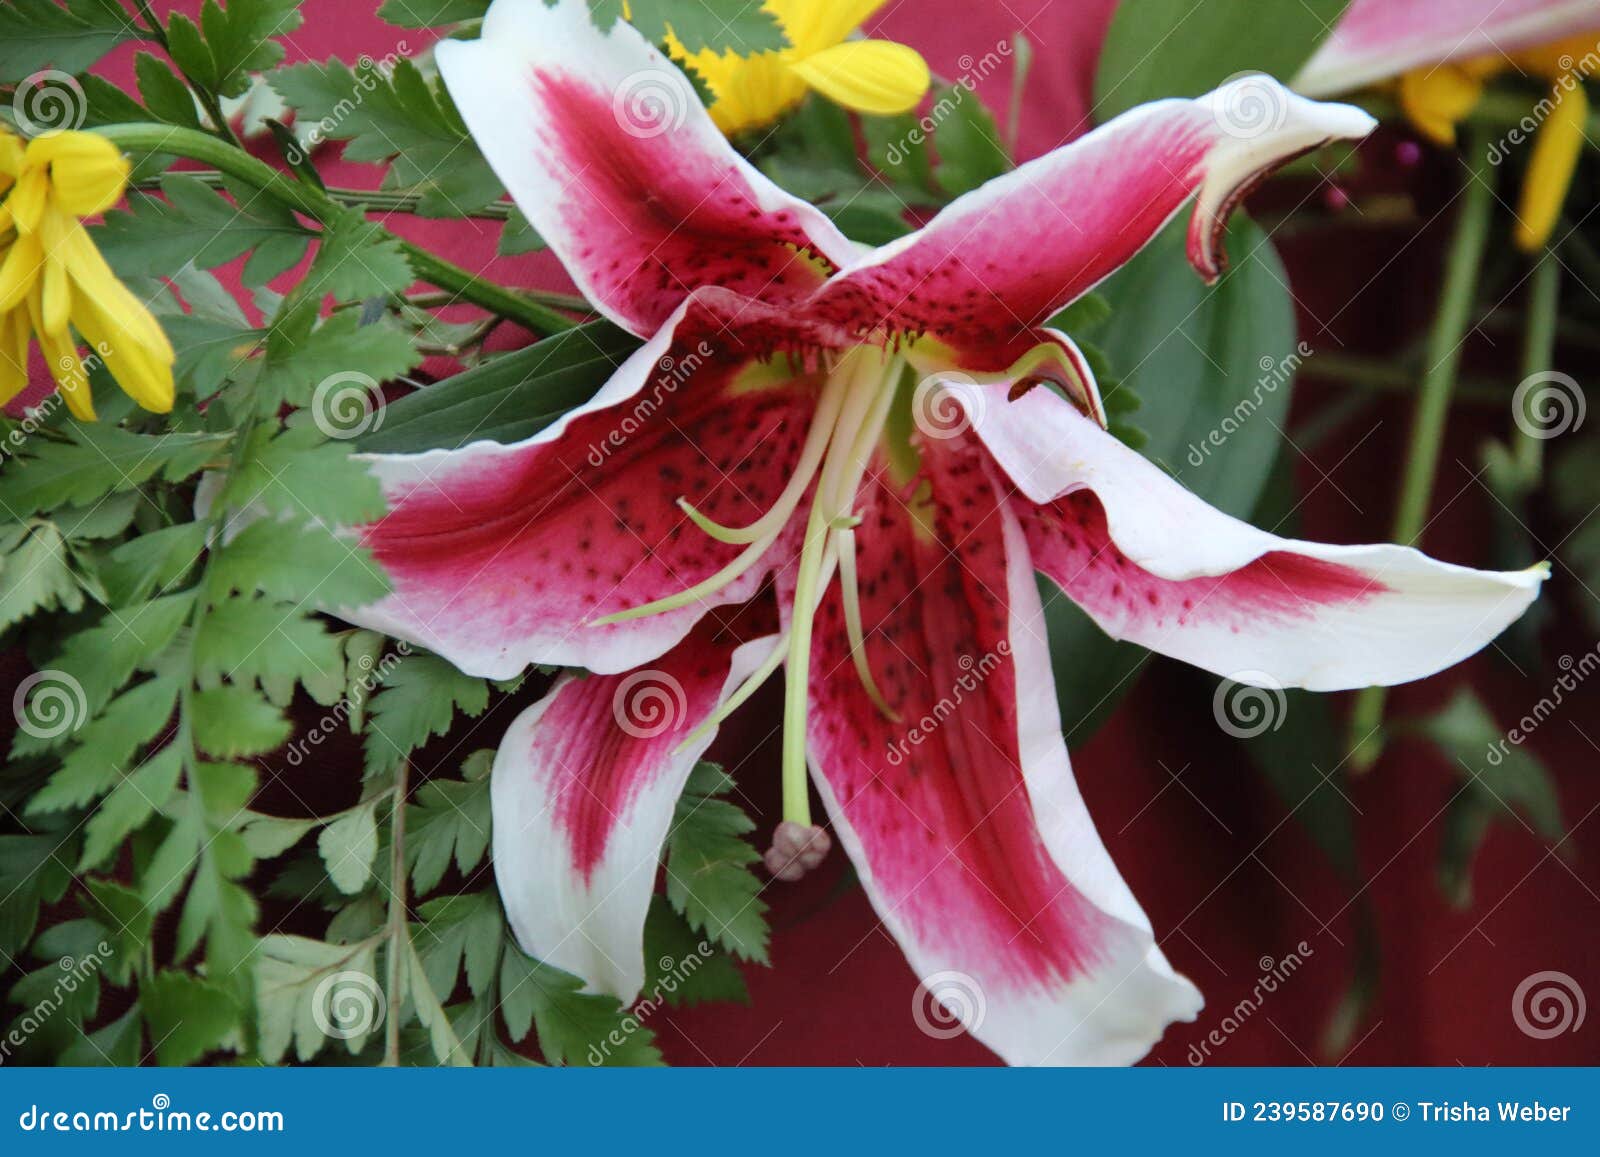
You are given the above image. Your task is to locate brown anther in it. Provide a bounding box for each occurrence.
[763,821,832,882]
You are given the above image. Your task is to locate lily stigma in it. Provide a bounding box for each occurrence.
[330,0,1547,1064]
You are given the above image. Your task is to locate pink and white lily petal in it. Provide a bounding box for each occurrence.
[799,437,1201,1065]
[811,75,1374,370]
[493,620,778,1000]
[1296,0,1600,97]
[974,384,1547,692]
[352,291,832,679]
[436,0,858,338]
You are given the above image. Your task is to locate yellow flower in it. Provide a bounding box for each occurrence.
[1397,33,1594,251]
[0,127,174,419]
[667,0,931,135]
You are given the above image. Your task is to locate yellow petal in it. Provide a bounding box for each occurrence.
[1397,64,1485,146]
[0,129,23,179]
[1515,80,1588,252]
[0,304,30,406]
[25,286,92,419]
[788,39,930,117]
[27,131,129,217]
[669,33,808,134]
[767,0,889,56]
[37,209,71,336]
[57,220,173,360]
[0,231,44,313]
[6,166,49,233]
[68,281,173,413]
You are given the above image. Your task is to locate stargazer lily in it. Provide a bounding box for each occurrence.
[340,0,1545,1065]
[1296,0,1600,250]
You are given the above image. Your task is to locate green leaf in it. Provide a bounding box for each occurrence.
[591,0,784,53]
[79,745,185,871]
[60,1004,144,1065]
[192,684,291,758]
[166,0,305,99]
[96,174,312,287]
[0,521,84,630]
[141,970,242,1065]
[1048,214,1297,745]
[0,829,76,956]
[357,320,639,453]
[642,898,749,1008]
[255,934,382,1062]
[1412,689,1567,906]
[362,654,490,776]
[26,678,181,812]
[82,877,154,986]
[664,762,768,963]
[406,938,471,1065]
[1094,0,1350,121]
[207,516,391,609]
[269,56,502,216]
[497,207,545,256]
[376,0,487,26]
[194,597,345,691]
[0,423,228,516]
[406,751,493,894]
[254,311,421,414]
[100,521,207,604]
[11,596,192,759]
[220,424,388,526]
[498,945,663,1066]
[0,0,142,83]
[133,50,203,127]
[929,83,1010,198]
[318,800,380,894]
[298,207,416,303]
[413,889,502,1000]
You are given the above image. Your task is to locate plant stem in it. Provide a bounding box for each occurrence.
[1347,133,1495,773]
[1514,256,1561,483]
[383,759,409,1068]
[95,124,575,336]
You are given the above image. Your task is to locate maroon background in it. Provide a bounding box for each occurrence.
[5,0,1597,1067]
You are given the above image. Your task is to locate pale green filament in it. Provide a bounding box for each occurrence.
[588,529,781,626]
[676,369,849,545]
[836,527,900,722]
